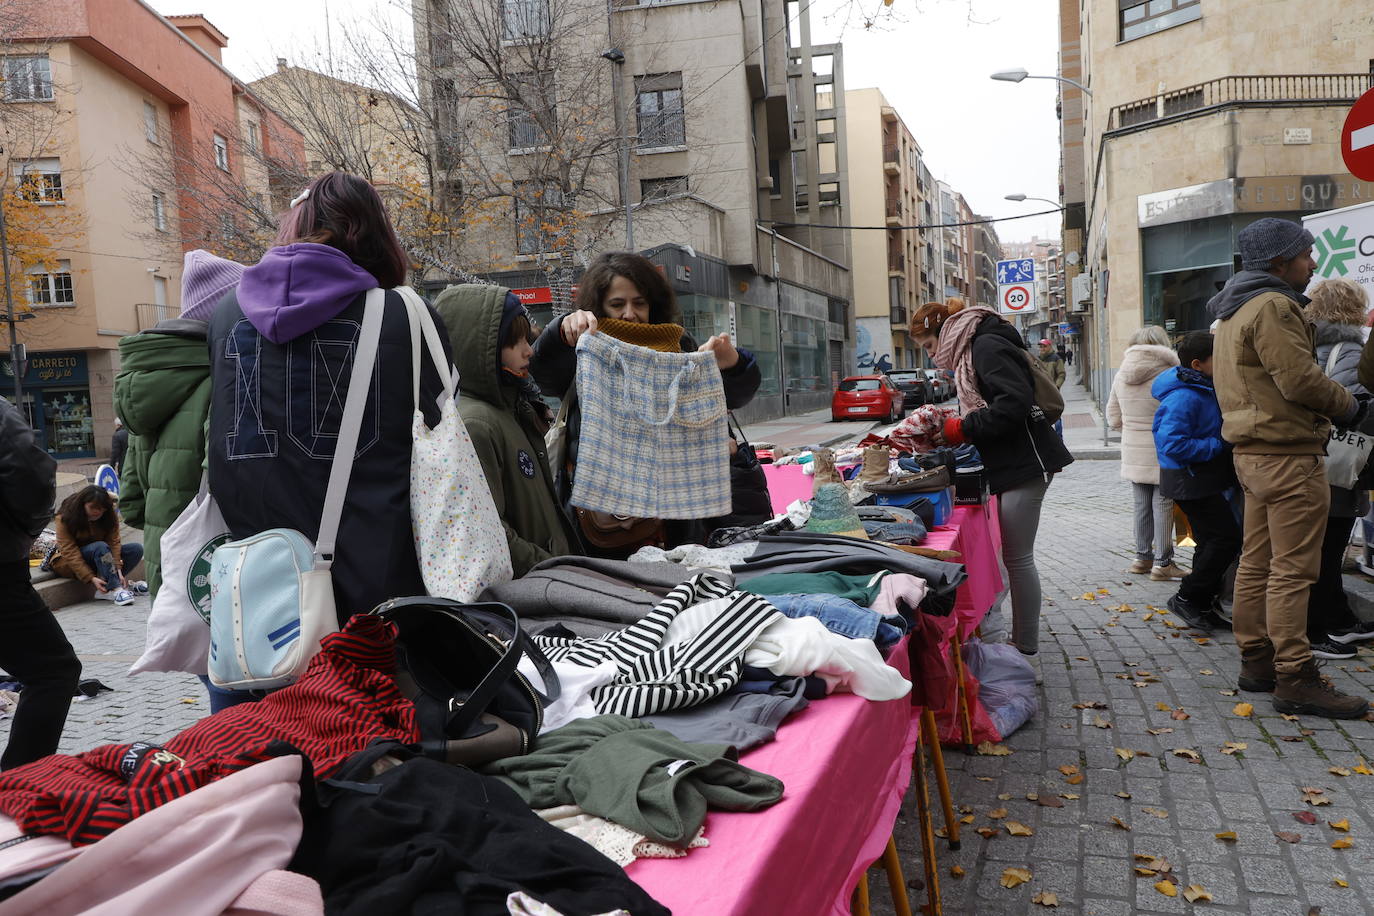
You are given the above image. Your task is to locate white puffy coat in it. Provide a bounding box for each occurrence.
[1106,344,1180,484]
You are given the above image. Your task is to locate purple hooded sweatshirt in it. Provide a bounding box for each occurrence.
[236,243,378,344]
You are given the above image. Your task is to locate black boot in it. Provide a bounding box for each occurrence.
[1167,593,1214,633]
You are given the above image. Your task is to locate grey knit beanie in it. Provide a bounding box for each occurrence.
[1238,218,1315,271]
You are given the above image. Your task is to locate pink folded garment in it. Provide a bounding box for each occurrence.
[869,573,929,618]
[0,755,305,916]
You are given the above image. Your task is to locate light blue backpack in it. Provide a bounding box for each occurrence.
[207,291,384,690]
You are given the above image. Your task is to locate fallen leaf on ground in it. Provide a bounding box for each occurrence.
[1330,819,1351,832]
[1142,612,1154,621]
[1334,877,1349,888]
[1074,656,1089,661]
[1171,747,1201,761]
[1154,880,1178,897]
[1233,702,1254,718]
[1215,831,1238,841]
[1079,592,1097,601]
[976,826,1000,839]
[1274,831,1302,844]
[1038,795,1064,808]
[1111,817,1131,831]
[949,865,965,879]
[1115,748,1136,762]
[1354,761,1374,775]
[1155,702,1171,711]
[1293,811,1318,825]
[1221,741,1248,755]
[1058,764,1079,776]
[1220,689,1238,697]
[1073,701,1107,710]
[960,814,975,824]
[1302,787,1333,806]
[978,742,1013,756]
[1147,727,1174,735]
[1065,772,1084,785]
[1282,714,1300,721]
[1006,821,1034,836]
[1280,735,1305,742]
[1171,708,1191,720]
[1330,766,1353,777]
[935,827,948,838]
[1182,884,1213,903]
[989,807,1008,819]
[1142,807,1169,819]
[1134,854,1172,873]
[1097,588,1111,596]
[1000,867,1032,888]
[1031,891,1059,907]
[997,793,1012,801]
[1116,791,1132,799]
[1092,715,1112,728]
[1332,838,1355,850]
[976,776,995,782]
[1199,669,1215,675]
[1060,793,1080,800]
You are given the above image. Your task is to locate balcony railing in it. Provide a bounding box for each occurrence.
[1109,73,1374,131]
[885,198,902,219]
[890,305,908,326]
[888,253,905,273]
[882,142,899,164]
[136,303,176,331]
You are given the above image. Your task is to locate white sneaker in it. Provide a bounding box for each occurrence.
[91,588,116,601]
[1022,651,1043,685]
[111,589,135,607]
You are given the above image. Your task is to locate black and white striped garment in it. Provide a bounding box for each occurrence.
[532,574,782,718]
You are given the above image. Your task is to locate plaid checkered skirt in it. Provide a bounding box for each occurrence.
[571,332,731,519]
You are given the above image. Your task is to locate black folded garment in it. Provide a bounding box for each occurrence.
[733,532,966,595]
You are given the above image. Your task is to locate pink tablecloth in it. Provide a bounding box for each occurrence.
[627,640,920,915]
[923,500,1005,637]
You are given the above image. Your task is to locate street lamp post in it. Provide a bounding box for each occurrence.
[601,48,634,250]
[1004,193,1060,208]
[990,68,1093,97]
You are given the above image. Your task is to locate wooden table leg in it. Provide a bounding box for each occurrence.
[881,835,915,916]
[949,629,976,754]
[911,725,944,916]
[921,708,960,850]
[851,869,870,916]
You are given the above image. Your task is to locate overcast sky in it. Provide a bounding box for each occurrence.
[148,0,1062,245]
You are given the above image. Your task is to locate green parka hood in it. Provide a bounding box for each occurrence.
[116,319,210,437]
[432,284,510,407]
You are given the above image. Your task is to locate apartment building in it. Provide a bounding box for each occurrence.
[412,0,855,419]
[845,88,938,373]
[938,182,974,305]
[1,1,303,458]
[1062,0,1374,406]
[972,219,1003,310]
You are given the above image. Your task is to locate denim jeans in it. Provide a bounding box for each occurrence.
[861,520,927,545]
[762,593,906,649]
[79,541,143,587]
[0,559,81,770]
[196,675,264,715]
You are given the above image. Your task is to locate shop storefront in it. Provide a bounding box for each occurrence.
[1138,175,1374,336]
[0,350,96,458]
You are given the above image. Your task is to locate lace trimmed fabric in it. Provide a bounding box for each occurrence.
[536,805,709,867]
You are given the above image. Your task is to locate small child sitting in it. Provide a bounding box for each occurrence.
[1151,330,1240,632]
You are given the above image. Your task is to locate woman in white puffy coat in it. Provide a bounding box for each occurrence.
[1107,326,1183,580]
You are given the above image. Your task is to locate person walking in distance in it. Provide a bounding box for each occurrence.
[1036,339,1066,389]
[1107,326,1183,580]
[0,396,81,769]
[1209,217,1369,718]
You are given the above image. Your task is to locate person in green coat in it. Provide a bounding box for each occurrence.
[433,285,580,576]
[115,249,244,598]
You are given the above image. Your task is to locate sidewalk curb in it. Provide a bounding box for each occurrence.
[1070,448,1122,460]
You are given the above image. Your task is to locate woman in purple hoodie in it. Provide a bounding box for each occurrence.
[206,172,451,622]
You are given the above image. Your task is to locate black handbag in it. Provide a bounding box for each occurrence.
[710,412,772,529]
[373,598,560,766]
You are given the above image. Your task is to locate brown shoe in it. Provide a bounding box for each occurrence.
[1150,563,1188,581]
[811,448,842,490]
[856,446,890,487]
[1272,661,1370,719]
[1128,559,1151,574]
[1238,642,1276,693]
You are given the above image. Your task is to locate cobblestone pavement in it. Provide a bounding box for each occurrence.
[9,458,1374,915]
[882,459,1374,916]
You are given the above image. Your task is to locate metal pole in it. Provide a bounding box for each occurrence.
[611,64,633,249]
[0,196,23,407]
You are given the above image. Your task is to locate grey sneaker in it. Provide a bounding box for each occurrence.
[1021,651,1043,686]
[111,589,135,607]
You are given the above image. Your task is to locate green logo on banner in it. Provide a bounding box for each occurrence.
[1314,225,1357,278]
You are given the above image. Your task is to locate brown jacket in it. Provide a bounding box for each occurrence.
[51,515,123,584]
[1212,289,1354,455]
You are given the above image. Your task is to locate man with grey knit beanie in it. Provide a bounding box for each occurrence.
[1207,217,1369,718]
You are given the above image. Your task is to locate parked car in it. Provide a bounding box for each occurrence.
[831,375,904,423]
[885,370,929,409]
[922,368,952,402]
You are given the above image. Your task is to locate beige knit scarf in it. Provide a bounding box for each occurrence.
[933,306,1001,414]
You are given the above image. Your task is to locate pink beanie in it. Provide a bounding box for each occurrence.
[180,249,245,322]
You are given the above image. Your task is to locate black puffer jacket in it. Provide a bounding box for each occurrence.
[0,396,57,562]
[960,315,1074,494]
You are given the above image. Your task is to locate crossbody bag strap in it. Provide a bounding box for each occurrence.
[314,289,386,570]
[395,286,457,410]
[728,410,749,446]
[1327,342,1344,377]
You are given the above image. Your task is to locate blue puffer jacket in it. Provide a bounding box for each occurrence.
[1151,367,1235,501]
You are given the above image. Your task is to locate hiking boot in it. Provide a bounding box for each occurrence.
[1167,593,1213,633]
[1273,661,1370,719]
[1128,559,1151,574]
[811,448,842,490]
[856,446,891,487]
[1150,563,1188,581]
[1238,641,1276,693]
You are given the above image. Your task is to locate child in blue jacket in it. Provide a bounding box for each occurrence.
[1151,331,1240,632]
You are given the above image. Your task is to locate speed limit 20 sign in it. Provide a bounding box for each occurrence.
[1002,285,1031,311]
[996,258,1039,316]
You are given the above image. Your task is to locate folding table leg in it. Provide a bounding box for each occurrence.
[949,630,976,754]
[851,871,870,915]
[881,835,915,916]
[921,708,960,850]
[911,727,944,916]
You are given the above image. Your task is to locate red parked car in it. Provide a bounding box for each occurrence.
[831,375,904,423]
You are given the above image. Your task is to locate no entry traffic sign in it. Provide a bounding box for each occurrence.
[1002,284,1032,312]
[1342,87,1374,181]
